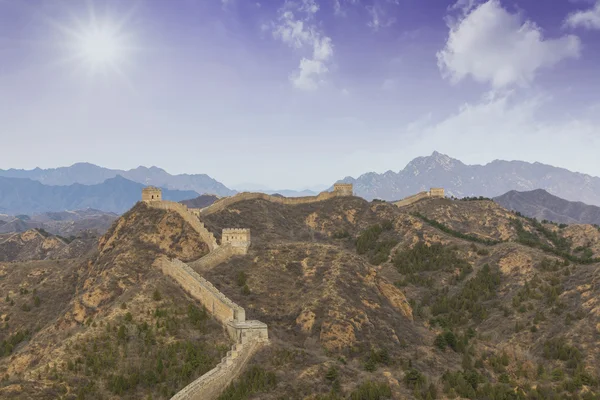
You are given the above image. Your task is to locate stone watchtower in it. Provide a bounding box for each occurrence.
[142,186,162,202]
[429,188,445,198]
[222,228,251,254]
[333,183,353,196]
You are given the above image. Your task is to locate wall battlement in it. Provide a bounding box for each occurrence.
[393,188,445,208]
[333,183,353,196]
[200,183,354,216]
[222,229,251,254]
[154,257,268,400]
[142,186,162,202]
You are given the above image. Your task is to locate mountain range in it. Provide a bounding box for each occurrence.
[336,151,600,206]
[0,163,235,196]
[494,189,600,225]
[0,175,198,215]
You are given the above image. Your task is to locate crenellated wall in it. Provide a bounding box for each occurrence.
[200,189,351,216]
[154,257,269,400]
[188,244,237,272]
[155,257,245,325]
[146,201,219,251]
[393,188,445,208]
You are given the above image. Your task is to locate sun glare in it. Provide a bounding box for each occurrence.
[78,26,121,68]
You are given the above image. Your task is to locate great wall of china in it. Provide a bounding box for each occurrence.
[393,187,445,207]
[140,183,443,399]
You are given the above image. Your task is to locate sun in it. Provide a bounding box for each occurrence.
[68,20,129,75]
[77,25,122,69]
[44,3,138,77]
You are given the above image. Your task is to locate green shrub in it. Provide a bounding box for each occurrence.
[349,381,392,400]
[218,366,277,400]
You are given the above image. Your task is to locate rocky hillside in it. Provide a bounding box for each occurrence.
[0,209,118,236]
[336,151,600,205]
[179,194,220,209]
[198,195,600,399]
[0,229,96,262]
[0,202,224,399]
[1,196,599,399]
[494,189,600,225]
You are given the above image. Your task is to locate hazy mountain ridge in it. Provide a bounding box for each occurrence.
[336,151,600,205]
[0,162,236,196]
[0,208,118,236]
[0,175,198,215]
[494,189,600,225]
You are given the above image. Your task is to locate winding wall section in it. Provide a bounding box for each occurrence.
[146,201,219,250]
[154,256,268,400]
[200,190,350,216]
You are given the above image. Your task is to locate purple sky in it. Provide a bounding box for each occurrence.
[1,0,599,190]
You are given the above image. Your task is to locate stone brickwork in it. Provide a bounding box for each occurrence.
[333,183,353,196]
[142,186,162,202]
[393,188,446,208]
[154,257,269,400]
[188,244,237,272]
[155,257,245,324]
[429,188,445,197]
[222,228,251,254]
[200,184,354,216]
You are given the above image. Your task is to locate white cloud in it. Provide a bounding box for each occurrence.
[367,3,396,31]
[333,0,360,17]
[565,1,600,29]
[272,1,333,90]
[449,0,478,13]
[437,0,581,88]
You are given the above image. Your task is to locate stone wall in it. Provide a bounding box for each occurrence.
[154,257,269,400]
[430,188,445,197]
[393,191,430,208]
[188,244,237,272]
[146,201,219,251]
[170,337,263,400]
[333,183,353,196]
[222,228,251,253]
[393,188,446,207]
[142,187,162,202]
[200,189,348,216]
[154,257,245,325]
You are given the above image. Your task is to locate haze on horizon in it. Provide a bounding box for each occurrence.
[1,0,599,190]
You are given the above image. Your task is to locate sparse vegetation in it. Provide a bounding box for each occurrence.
[218,366,277,400]
[411,212,503,245]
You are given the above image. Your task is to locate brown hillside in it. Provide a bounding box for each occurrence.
[199,196,600,399]
[0,202,226,400]
[0,196,598,399]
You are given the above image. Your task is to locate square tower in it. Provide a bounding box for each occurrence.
[142,186,162,202]
[333,183,353,196]
[222,228,251,254]
[430,188,445,198]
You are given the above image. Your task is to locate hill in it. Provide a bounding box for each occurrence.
[0,195,598,399]
[0,175,198,215]
[0,209,118,236]
[335,151,600,205]
[0,163,235,197]
[494,189,600,225]
[0,202,223,399]
[179,194,220,209]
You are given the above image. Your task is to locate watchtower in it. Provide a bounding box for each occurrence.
[333,183,353,196]
[222,228,251,254]
[142,186,162,202]
[429,188,445,198]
